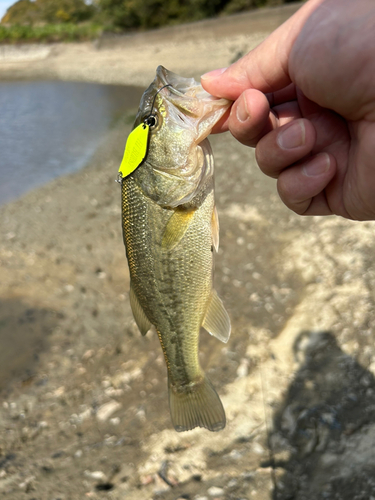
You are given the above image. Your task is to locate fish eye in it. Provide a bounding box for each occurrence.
[145,114,158,130]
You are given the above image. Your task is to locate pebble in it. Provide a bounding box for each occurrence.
[136,409,146,423]
[82,349,95,360]
[96,400,121,422]
[54,386,65,397]
[105,387,124,398]
[140,474,154,486]
[153,474,170,493]
[320,453,338,467]
[252,442,265,454]
[207,486,225,497]
[228,449,242,460]
[236,358,249,378]
[18,475,35,490]
[227,478,238,488]
[84,470,107,482]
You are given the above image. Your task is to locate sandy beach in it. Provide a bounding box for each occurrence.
[1,3,375,499]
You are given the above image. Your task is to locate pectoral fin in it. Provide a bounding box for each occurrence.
[130,284,151,336]
[211,206,219,252]
[161,209,195,251]
[202,289,231,343]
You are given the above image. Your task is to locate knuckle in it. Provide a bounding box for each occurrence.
[254,147,265,170]
[230,123,256,148]
[255,147,278,178]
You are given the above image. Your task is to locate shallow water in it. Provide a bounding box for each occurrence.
[0,80,143,205]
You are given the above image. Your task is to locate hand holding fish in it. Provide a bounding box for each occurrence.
[202,0,375,221]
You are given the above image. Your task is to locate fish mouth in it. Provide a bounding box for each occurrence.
[156,65,196,97]
[156,65,217,103]
[155,65,231,136]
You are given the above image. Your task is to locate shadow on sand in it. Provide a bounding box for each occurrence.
[0,298,59,394]
[271,330,375,500]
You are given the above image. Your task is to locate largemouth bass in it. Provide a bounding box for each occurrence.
[120,66,231,432]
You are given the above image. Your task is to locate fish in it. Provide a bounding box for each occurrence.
[120,65,232,432]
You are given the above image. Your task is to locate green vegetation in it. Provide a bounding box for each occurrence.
[0,0,99,42]
[0,0,295,43]
[1,0,95,25]
[98,0,233,30]
[0,22,101,43]
[98,0,291,30]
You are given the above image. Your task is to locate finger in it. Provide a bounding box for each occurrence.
[201,0,325,100]
[277,153,337,215]
[228,91,306,147]
[255,119,316,177]
[226,89,271,146]
[266,83,297,107]
[212,84,302,138]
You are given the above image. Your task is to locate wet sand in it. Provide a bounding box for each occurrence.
[1,3,375,499]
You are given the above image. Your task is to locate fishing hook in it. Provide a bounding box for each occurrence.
[144,83,172,127]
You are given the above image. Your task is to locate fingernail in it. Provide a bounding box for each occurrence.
[236,96,249,122]
[277,121,305,150]
[303,153,330,177]
[201,67,227,80]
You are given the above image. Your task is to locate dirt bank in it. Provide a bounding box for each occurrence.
[1,3,375,500]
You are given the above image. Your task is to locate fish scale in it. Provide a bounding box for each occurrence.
[122,175,212,384]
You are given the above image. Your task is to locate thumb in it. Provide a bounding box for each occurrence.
[201,0,325,100]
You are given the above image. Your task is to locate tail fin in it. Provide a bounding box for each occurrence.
[168,376,226,432]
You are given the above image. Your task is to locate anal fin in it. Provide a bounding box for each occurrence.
[130,284,152,336]
[169,375,226,432]
[202,289,231,343]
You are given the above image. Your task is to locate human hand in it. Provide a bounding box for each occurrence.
[201,0,375,220]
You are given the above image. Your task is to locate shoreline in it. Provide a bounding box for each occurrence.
[0,3,302,86]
